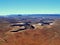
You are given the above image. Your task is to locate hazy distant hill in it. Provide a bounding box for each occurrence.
[0,14,60,23]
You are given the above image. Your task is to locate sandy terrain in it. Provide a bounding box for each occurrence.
[0,19,60,45]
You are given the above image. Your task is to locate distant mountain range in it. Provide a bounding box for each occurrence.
[0,14,60,23]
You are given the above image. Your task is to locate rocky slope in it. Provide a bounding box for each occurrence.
[0,21,60,45]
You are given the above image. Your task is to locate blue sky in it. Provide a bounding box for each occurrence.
[0,0,60,15]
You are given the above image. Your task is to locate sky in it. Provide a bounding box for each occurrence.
[0,0,60,15]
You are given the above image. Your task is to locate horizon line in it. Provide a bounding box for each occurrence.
[0,13,60,15]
